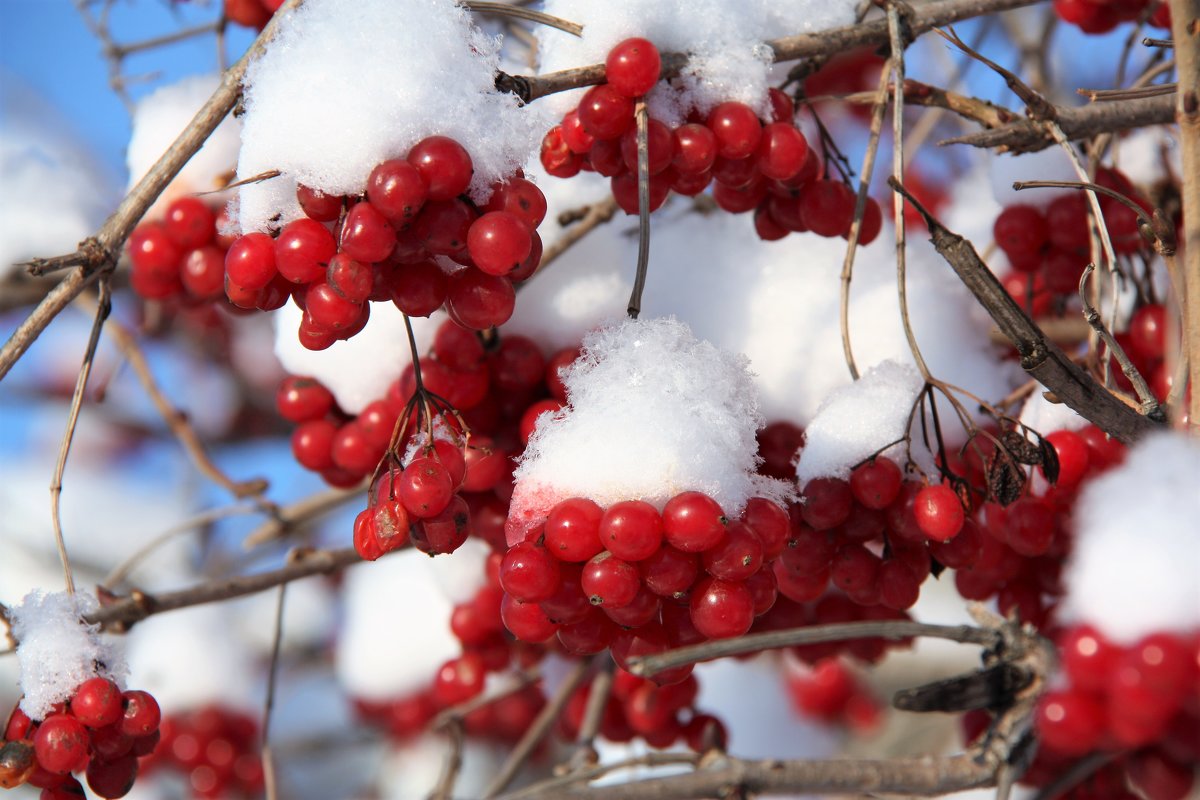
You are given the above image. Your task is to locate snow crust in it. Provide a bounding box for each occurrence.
[536,0,858,121]
[1060,432,1200,644]
[508,317,788,541]
[1018,389,1088,435]
[795,360,924,483]
[126,74,242,215]
[236,0,546,233]
[12,591,127,720]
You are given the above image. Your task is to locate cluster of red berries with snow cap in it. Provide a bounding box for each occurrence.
[498,489,791,670]
[1020,625,1200,800]
[139,704,264,798]
[1053,0,1170,34]
[540,37,883,245]
[225,135,545,350]
[127,196,237,303]
[1,681,161,799]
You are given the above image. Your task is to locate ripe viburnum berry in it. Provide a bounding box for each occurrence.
[605,37,661,98]
[912,483,964,542]
[70,678,124,729]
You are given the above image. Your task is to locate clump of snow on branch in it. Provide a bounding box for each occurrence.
[508,317,788,542]
[795,360,924,483]
[12,591,127,719]
[126,74,241,215]
[1060,432,1200,644]
[537,0,857,121]
[236,0,546,233]
[0,81,118,275]
[1018,389,1089,435]
[273,301,442,415]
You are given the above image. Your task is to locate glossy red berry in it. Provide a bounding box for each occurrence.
[482,178,548,231]
[388,259,447,317]
[84,753,137,799]
[225,232,276,290]
[577,85,635,140]
[702,521,763,581]
[70,678,123,729]
[605,38,661,97]
[912,484,964,542]
[705,102,762,160]
[445,269,515,330]
[339,201,396,263]
[755,123,809,181]
[689,577,754,639]
[544,498,605,561]
[662,492,726,552]
[33,714,91,774]
[399,457,454,518]
[581,552,640,608]
[118,691,160,738]
[800,180,855,237]
[600,500,663,561]
[994,204,1048,259]
[274,218,336,284]
[467,212,532,276]
[1036,689,1105,756]
[408,136,473,201]
[849,457,902,509]
[500,542,561,602]
[367,158,428,224]
[672,124,718,175]
[620,117,674,176]
[163,197,215,249]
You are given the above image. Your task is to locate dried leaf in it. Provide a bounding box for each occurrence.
[1037,433,1060,485]
[988,454,1026,507]
[1000,430,1041,466]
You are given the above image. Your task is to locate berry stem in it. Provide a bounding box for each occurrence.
[261,582,288,800]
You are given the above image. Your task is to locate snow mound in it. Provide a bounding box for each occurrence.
[236,0,547,233]
[127,74,241,215]
[12,591,127,720]
[1060,432,1200,644]
[1018,389,1089,436]
[537,0,858,121]
[795,360,924,483]
[507,316,788,542]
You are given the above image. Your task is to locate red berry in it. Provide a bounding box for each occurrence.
[672,124,718,175]
[399,457,454,518]
[993,204,1048,259]
[800,478,853,530]
[740,497,789,560]
[388,259,447,317]
[275,218,336,284]
[1035,689,1105,756]
[296,184,343,221]
[830,544,881,600]
[353,508,383,561]
[163,197,215,249]
[291,419,337,471]
[849,457,902,509]
[84,753,137,799]
[702,520,763,581]
[70,678,123,728]
[224,232,277,290]
[501,594,558,642]
[540,125,583,178]
[581,552,640,608]
[118,691,159,738]
[412,495,472,555]
[408,136,473,201]
[755,123,809,181]
[500,542,561,602]
[445,270,515,330]
[605,37,661,97]
[433,653,486,707]
[1043,429,1090,489]
[544,498,605,561]
[33,714,91,774]
[560,110,595,154]
[705,102,762,160]
[662,491,726,552]
[577,85,635,140]
[620,117,674,176]
[180,246,226,299]
[339,201,396,263]
[306,281,362,331]
[800,179,855,237]
[467,212,532,276]
[639,545,699,597]
[912,484,964,542]
[689,577,754,639]
[1128,303,1167,362]
[367,158,428,224]
[482,178,548,231]
[599,500,663,561]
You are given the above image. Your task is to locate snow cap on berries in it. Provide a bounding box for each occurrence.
[507,316,790,543]
[795,360,924,483]
[11,590,127,719]
[1060,432,1200,644]
[536,0,858,121]
[236,0,547,233]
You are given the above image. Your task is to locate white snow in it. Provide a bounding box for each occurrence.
[335,552,460,701]
[236,0,547,233]
[795,360,924,483]
[1018,388,1089,436]
[507,316,789,542]
[11,590,127,720]
[274,301,443,416]
[126,74,242,216]
[987,148,1076,210]
[1060,432,1200,644]
[0,80,118,274]
[536,0,858,121]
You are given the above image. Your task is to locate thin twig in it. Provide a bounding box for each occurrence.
[1168,0,1200,427]
[495,753,701,800]
[1079,266,1165,418]
[0,0,305,381]
[569,658,614,770]
[103,501,261,589]
[462,1,582,36]
[839,57,894,380]
[429,720,466,800]
[533,197,620,278]
[627,101,651,320]
[49,281,113,595]
[1143,37,1175,47]
[242,484,366,550]
[261,583,287,800]
[482,658,593,798]
[629,621,998,677]
[112,21,222,58]
[80,297,275,505]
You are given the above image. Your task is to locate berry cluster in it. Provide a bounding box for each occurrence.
[539,38,882,245]
[140,705,264,799]
[784,656,882,733]
[225,135,544,350]
[127,197,236,303]
[1022,626,1199,799]
[1053,0,1170,34]
[995,168,1151,315]
[1,681,161,799]
[499,490,791,667]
